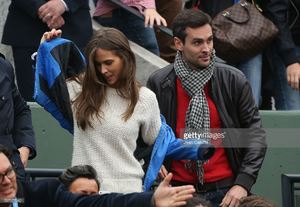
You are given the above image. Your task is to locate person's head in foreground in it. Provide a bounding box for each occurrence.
[172,9,213,69]
[59,165,100,195]
[0,146,16,200]
[184,195,212,207]
[240,195,277,207]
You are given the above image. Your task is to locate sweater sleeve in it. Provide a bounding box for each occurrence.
[139,87,161,146]
[66,80,82,102]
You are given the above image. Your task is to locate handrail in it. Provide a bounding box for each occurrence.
[281,174,300,207]
[25,168,64,181]
[109,0,173,37]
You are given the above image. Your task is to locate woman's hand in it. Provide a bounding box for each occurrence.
[158,165,168,179]
[40,28,62,43]
[144,8,167,28]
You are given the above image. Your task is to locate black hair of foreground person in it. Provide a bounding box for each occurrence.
[59,165,100,195]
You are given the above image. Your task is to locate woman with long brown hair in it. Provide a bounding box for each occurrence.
[65,28,161,193]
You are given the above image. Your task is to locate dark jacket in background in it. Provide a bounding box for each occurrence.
[0,54,36,178]
[197,0,233,18]
[1,0,92,101]
[147,62,267,192]
[263,0,300,66]
[193,0,300,66]
[289,0,300,45]
[2,0,92,49]
[22,179,153,207]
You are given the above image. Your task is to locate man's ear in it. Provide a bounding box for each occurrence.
[174,37,184,51]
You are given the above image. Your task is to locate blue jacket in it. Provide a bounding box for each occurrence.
[143,116,213,191]
[34,38,86,134]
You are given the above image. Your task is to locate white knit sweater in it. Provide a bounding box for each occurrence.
[67,81,161,193]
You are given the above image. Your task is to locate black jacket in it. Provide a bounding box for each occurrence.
[263,0,300,66]
[0,54,36,179]
[147,62,267,192]
[2,0,92,49]
[0,54,36,157]
[288,0,300,45]
[21,179,153,207]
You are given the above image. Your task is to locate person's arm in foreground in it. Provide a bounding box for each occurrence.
[2,57,36,166]
[27,173,195,207]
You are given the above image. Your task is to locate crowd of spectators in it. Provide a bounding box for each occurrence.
[1,0,299,206]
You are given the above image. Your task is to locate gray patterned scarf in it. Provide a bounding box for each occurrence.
[174,50,216,185]
[174,50,216,131]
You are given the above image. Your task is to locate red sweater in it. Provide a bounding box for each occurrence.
[171,78,233,183]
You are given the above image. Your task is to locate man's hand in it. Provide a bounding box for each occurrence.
[153,173,195,207]
[38,0,66,23]
[40,29,62,43]
[18,146,30,167]
[220,185,247,207]
[46,16,65,29]
[144,8,167,28]
[286,63,300,90]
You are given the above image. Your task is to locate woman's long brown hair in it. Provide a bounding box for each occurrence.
[73,28,139,130]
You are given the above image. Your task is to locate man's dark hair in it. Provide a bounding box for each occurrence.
[240,195,277,207]
[172,9,212,43]
[184,195,212,207]
[59,165,100,190]
[0,144,12,162]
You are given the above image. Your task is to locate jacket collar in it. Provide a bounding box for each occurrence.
[160,64,176,89]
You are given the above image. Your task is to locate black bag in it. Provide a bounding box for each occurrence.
[212,0,279,63]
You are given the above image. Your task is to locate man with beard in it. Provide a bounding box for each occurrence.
[147,9,266,207]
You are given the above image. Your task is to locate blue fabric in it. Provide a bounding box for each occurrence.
[12,199,19,207]
[233,0,240,3]
[143,116,170,191]
[143,116,212,191]
[34,38,86,133]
